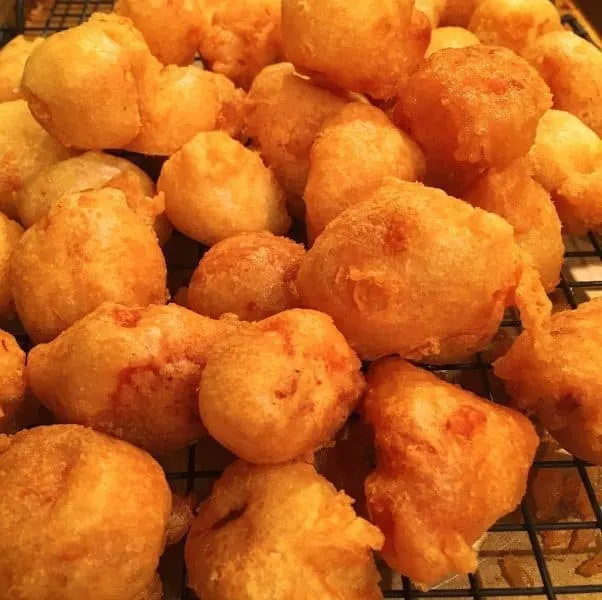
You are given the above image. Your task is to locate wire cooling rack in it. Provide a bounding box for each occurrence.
[2,1,602,599]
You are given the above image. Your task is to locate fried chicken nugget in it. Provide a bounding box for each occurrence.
[27,303,242,455]
[393,46,552,195]
[463,157,564,292]
[187,232,305,321]
[494,299,602,465]
[304,102,426,242]
[244,62,349,217]
[0,330,25,431]
[0,424,171,600]
[114,0,207,65]
[440,0,481,27]
[468,0,561,56]
[158,131,290,245]
[364,359,538,587]
[297,178,551,362]
[0,213,23,319]
[426,26,480,56]
[281,0,415,100]
[0,35,43,102]
[529,109,602,233]
[199,0,282,89]
[0,100,74,220]
[524,31,602,137]
[11,189,167,343]
[16,151,171,242]
[185,460,384,600]
[125,67,244,155]
[198,309,365,463]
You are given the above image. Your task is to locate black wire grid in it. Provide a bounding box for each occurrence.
[2,1,602,599]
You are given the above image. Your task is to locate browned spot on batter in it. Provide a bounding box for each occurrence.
[446,405,487,439]
[113,306,143,328]
[558,394,582,413]
[258,317,296,356]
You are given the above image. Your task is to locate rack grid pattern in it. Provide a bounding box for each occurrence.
[2,1,602,599]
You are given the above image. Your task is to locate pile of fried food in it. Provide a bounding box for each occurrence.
[0,0,601,598]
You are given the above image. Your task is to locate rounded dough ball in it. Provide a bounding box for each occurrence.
[0,35,43,102]
[529,109,602,233]
[125,67,245,156]
[394,46,552,194]
[426,26,480,57]
[0,330,25,431]
[463,157,563,292]
[440,0,481,27]
[0,424,171,600]
[11,189,167,343]
[0,100,74,220]
[244,63,349,216]
[114,0,206,65]
[297,178,548,362]
[199,0,282,89]
[494,299,602,465]
[185,460,384,600]
[0,213,23,319]
[27,303,241,455]
[468,0,561,56]
[304,102,426,241]
[281,0,415,99]
[187,232,305,321]
[158,131,290,245]
[21,13,151,149]
[16,151,171,243]
[198,309,365,463]
[524,31,602,136]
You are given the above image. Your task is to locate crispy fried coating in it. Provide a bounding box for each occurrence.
[281,0,416,99]
[364,359,538,587]
[27,303,241,455]
[198,309,364,463]
[0,424,171,600]
[529,109,602,233]
[440,0,481,27]
[0,213,23,319]
[524,31,602,137]
[0,330,25,431]
[185,460,384,600]
[0,100,74,220]
[297,178,550,362]
[0,35,43,102]
[425,26,480,57]
[244,62,349,217]
[304,102,426,241]
[125,67,245,155]
[11,189,167,343]
[494,299,602,465]
[22,13,244,153]
[22,13,151,149]
[468,0,561,56]
[463,157,563,292]
[114,0,206,65]
[15,151,170,242]
[199,0,282,89]
[187,232,305,321]
[158,131,290,245]
[393,46,552,194]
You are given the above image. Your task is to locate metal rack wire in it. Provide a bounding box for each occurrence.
[2,1,602,599]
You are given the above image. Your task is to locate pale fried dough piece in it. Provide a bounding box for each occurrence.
[185,460,384,600]
[426,26,479,57]
[0,424,171,600]
[364,359,538,587]
[0,35,43,102]
[463,157,564,292]
[495,299,602,465]
[198,309,364,464]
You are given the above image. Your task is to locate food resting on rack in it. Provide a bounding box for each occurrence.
[0,0,600,597]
